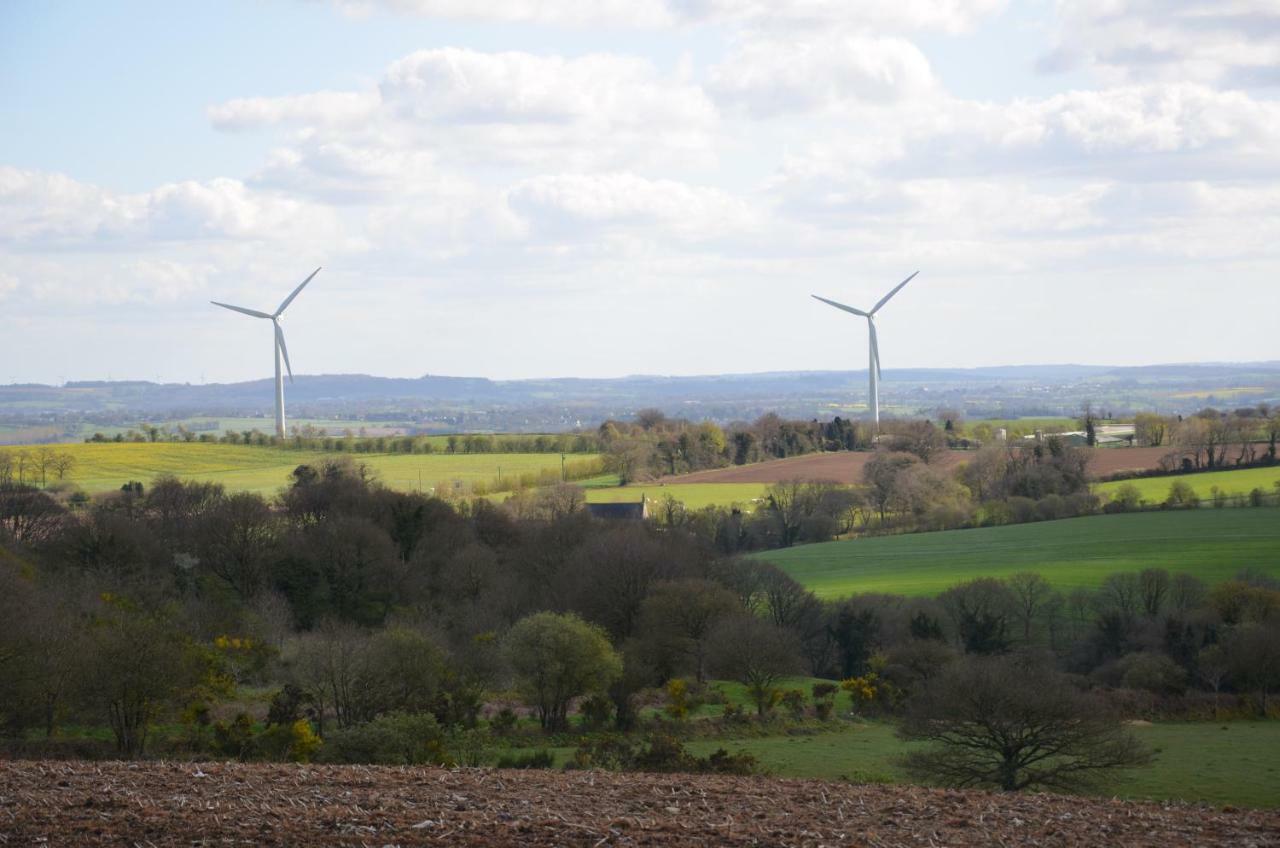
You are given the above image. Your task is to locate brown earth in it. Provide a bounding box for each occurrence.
[661,447,1197,486]
[2,761,1277,847]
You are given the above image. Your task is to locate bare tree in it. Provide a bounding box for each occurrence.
[33,448,58,488]
[708,614,801,716]
[1005,572,1056,643]
[1138,568,1170,618]
[0,484,65,544]
[900,654,1153,792]
[637,579,740,683]
[50,451,76,481]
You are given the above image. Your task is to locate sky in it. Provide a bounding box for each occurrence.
[2,0,1279,385]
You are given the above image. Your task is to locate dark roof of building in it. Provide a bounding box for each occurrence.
[585,500,648,520]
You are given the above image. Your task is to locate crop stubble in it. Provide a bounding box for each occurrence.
[1,761,1277,847]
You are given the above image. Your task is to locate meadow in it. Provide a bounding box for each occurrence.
[1096,465,1280,503]
[20,442,594,495]
[680,721,1280,808]
[757,509,1280,597]
[516,676,1280,807]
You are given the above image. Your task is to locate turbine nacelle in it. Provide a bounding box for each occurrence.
[210,267,320,385]
[812,270,919,428]
[210,267,320,437]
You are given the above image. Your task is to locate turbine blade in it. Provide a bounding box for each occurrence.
[811,294,869,317]
[211,301,272,320]
[869,319,882,380]
[870,270,919,315]
[275,322,293,383]
[275,267,320,316]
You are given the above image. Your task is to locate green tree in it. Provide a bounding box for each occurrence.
[75,602,210,758]
[505,612,621,731]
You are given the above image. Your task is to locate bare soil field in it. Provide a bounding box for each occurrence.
[662,447,1219,486]
[2,761,1277,847]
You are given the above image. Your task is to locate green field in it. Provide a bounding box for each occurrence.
[681,721,1280,808]
[1097,466,1280,503]
[757,509,1280,597]
[17,443,594,495]
[585,483,767,511]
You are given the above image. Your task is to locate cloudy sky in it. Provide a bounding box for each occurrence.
[2,1,1279,385]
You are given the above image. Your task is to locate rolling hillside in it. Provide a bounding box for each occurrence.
[12,443,594,495]
[757,509,1280,597]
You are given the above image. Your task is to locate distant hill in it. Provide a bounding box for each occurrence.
[5,361,1279,437]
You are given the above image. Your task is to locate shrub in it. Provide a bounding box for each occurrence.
[212,713,257,760]
[812,683,838,720]
[489,707,518,736]
[1107,484,1143,514]
[579,694,614,729]
[1164,480,1200,509]
[569,734,758,776]
[259,719,322,763]
[781,689,807,720]
[664,679,690,720]
[495,749,555,769]
[319,712,449,765]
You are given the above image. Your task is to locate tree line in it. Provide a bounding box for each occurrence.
[0,447,76,488]
[86,426,603,456]
[2,458,1277,790]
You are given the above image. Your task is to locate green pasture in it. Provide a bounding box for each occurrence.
[585,483,768,511]
[682,721,1280,808]
[757,509,1280,598]
[12,442,593,495]
[1096,466,1280,503]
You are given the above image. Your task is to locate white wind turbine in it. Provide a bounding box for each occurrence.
[812,271,919,430]
[211,268,320,439]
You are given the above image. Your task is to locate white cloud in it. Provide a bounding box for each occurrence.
[710,32,938,115]
[1042,0,1280,87]
[334,0,1006,32]
[334,0,672,27]
[0,167,342,246]
[506,172,757,240]
[212,48,719,179]
[380,49,712,127]
[208,91,381,130]
[676,0,1007,34]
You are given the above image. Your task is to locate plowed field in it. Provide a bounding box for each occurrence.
[2,761,1277,847]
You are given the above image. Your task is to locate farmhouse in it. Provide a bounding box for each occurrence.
[586,496,649,521]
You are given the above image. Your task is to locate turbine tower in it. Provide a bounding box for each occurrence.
[211,268,320,439]
[812,270,919,430]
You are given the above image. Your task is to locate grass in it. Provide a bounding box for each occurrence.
[20,442,595,495]
[585,483,768,511]
[680,721,1280,808]
[1096,466,1280,503]
[757,509,1280,598]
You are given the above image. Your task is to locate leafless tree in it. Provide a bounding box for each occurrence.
[1005,572,1056,643]
[900,654,1153,792]
[708,614,801,716]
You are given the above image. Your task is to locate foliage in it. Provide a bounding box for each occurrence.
[494,749,555,769]
[319,712,449,766]
[505,612,622,732]
[570,733,758,776]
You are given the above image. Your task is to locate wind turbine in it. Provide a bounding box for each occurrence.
[211,268,320,439]
[812,271,919,430]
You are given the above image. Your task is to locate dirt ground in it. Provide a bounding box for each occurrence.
[2,761,1277,847]
[661,447,1190,486]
